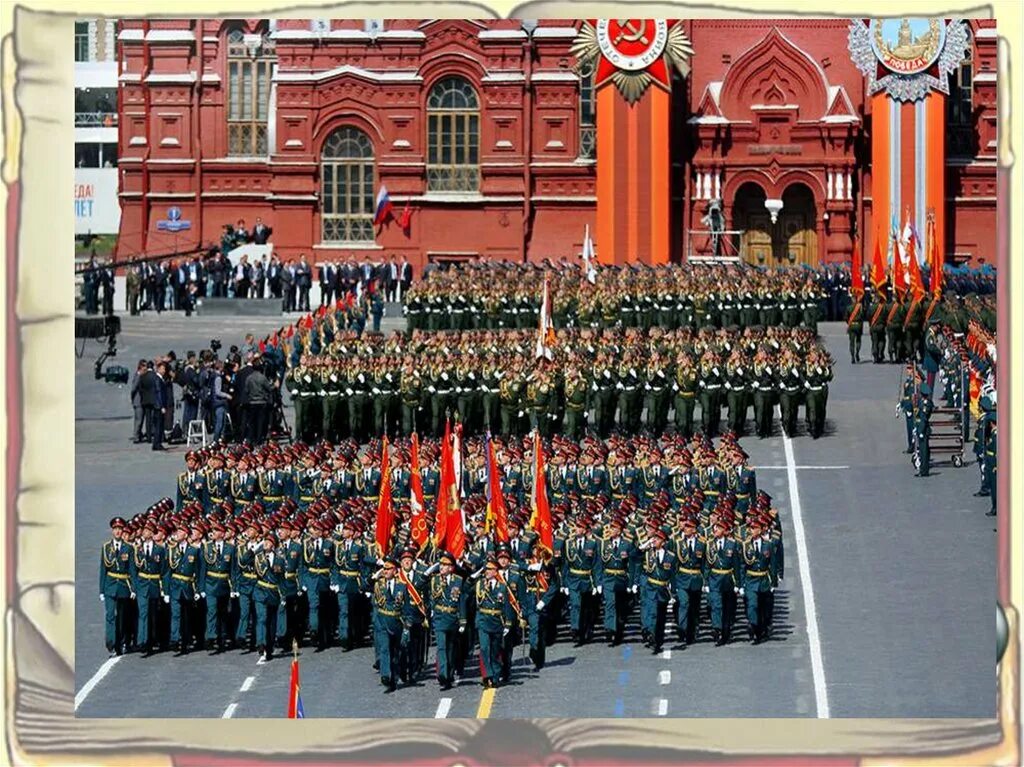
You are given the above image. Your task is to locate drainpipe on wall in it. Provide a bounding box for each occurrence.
[140,19,151,254]
[521,32,534,263]
[193,20,203,252]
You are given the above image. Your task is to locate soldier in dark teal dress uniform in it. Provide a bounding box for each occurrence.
[561,517,599,646]
[302,519,335,651]
[99,517,135,655]
[742,517,781,643]
[133,520,168,656]
[176,451,208,510]
[640,527,677,654]
[599,515,636,646]
[475,558,514,689]
[672,516,706,647]
[373,558,409,693]
[254,533,286,661]
[430,551,467,690]
[704,517,743,646]
[165,523,203,655]
[199,521,236,653]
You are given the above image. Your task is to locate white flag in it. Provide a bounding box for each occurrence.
[535,274,555,361]
[582,224,597,284]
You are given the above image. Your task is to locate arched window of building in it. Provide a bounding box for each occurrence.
[578,59,597,160]
[426,76,480,192]
[321,127,376,243]
[947,30,973,157]
[226,26,276,156]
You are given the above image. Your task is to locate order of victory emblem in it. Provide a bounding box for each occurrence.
[573,20,693,105]
[849,18,972,102]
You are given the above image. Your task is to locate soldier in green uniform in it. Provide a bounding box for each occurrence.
[804,351,833,440]
[672,353,698,439]
[781,287,801,328]
[522,542,557,669]
[869,289,888,363]
[399,358,424,436]
[672,515,705,647]
[495,545,527,683]
[903,295,923,363]
[742,516,780,643]
[99,517,135,656]
[562,365,589,440]
[322,358,343,442]
[165,522,203,655]
[259,453,292,514]
[724,350,749,436]
[347,358,370,442]
[233,521,259,653]
[847,291,865,363]
[480,356,501,434]
[429,551,467,690]
[886,296,905,363]
[644,354,671,433]
[914,382,934,477]
[591,352,617,437]
[275,521,303,650]
[777,349,803,438]
[640,526,676,655]
[698,352,723,437]
[898,365,919,454]
[396,547,429,682]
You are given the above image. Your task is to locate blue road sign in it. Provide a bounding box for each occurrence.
[157,206,191,233]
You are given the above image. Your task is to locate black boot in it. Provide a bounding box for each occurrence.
[712,629,725,647]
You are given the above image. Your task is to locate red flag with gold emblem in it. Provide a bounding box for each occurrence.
[484,433,510,544]
[374,436,394,554]
[870,237,887,293]
[907,234,925,302]
[850,236,864,298]
[409,432,428,549]
[433,420,451,551]
[444,424,467,559]
[528,430,554,554]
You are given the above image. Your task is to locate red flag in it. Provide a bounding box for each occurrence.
[892,236,906,300]
[433,420,451,550]
[444,424,467,559]
[907,234,925,302]
[484,435,509,544]
[375,436,394,555]
[269,332,279,347]
[336,297,345,311]
[317,304,327,319]
[928,215,943,298]
[258,340,266,354]
[287,651,304,718]
[285,325,294,339]
[399,201,412,233]
[870,237,887,293]
[409,432,428,549]
[850,236,864,298]
[528,431,553,554]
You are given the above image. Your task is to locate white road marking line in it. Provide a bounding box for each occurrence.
[435,697,453,718]
[661,649,671,660]
[240,676,255,692]
[658,670,671,685]
[74,656,121,711]
[222,702,238,719]
[657,698,669,716]
[780,410,831,719]
[754,465,850,470]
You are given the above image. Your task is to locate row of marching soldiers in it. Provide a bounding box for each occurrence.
[100,438,783,693]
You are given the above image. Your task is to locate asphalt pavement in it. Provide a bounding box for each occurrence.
[75,312,995,718]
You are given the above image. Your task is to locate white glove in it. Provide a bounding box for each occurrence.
[502,628,509,637]
[536,600,545,611]
[99,594,105,603]
[527,562,542,572]
[668,598,676,607]
[734,587,741,595]
[590,587,598,596]
[364,592,371,598]
[770,587,776,593]
[129,592,136,600]
[561,587,569,595]
[702,585,710,593]
[596,585,603,595]
[302,586,308,592]
[458,625,465,634]
[330,584,340,593]
[631,584,638,594]
[200,592,206,599]
[193,593,201,601]
[163,595,170,604]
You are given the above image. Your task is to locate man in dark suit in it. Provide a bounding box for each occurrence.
[174,261,189,310]
[153,262,168,314]
[318,262,332,307]
[253,258,266,299]
[188,255,206,298]
[251,217,273,245]
[233,255,251,299]
[267,256,282,299]
[139,362,167,451]
[400,258,413,297]
[385,257,399,302]
[281,259,296,312]
[233,354,255,443]
[100,264,115,316]
[296,254,312,312]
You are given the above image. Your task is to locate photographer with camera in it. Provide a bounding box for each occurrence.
[179,352,201,432]
[210,359,232,443]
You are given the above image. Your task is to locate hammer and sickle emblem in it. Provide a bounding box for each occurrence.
[614,19,648,46]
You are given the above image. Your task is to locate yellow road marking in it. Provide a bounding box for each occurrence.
[476,686,496,718]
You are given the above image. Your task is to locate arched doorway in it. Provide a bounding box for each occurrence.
[732,181,819,267]
[779,183,817,267]
[733,182,772,265]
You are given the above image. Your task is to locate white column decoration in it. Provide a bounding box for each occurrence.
[826,171,834,200]
[846,171,852,200]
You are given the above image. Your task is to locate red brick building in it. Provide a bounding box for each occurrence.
[115,18,997,269]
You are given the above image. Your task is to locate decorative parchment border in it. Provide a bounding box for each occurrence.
[0,3,1019,766]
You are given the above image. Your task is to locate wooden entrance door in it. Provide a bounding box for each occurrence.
[743,213,773,265]
[779,211,817,266]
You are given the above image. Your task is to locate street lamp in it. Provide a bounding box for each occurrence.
[764,198,784,224]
